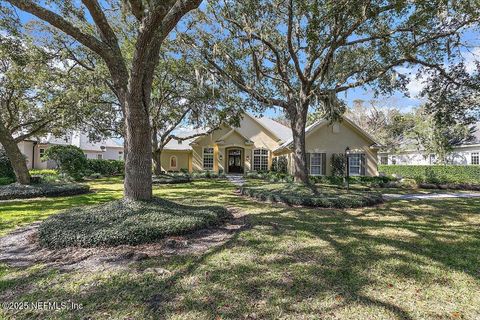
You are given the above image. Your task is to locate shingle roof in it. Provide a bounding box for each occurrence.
[255,117,292,142]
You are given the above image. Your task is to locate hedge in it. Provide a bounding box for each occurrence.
[87,159,124,176]
[379,165,480,184]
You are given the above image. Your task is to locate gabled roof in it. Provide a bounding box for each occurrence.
[244,113,292,143]
[216,128,253,144]
[254,116,292,142]
[274,116,381,152]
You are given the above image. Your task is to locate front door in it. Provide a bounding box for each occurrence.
[228,149,243,173]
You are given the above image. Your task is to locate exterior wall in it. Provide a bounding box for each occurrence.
[83,148,123,161]
[379,145,480,165]
[190,116,281,173]
[160,150,190,172]
[278,121,378,176]
[17,141,35,169]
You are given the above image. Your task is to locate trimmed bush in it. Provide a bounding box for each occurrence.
[0,182,90,200]
[29,169,60,182]
[38,197,230,248]
[87,159,124,176]
[191,171,226,179]
[43,145,88,181]
[379,165,480,184]
[240,182,383,208]
[153,173,191,184]
[0,149,15,179]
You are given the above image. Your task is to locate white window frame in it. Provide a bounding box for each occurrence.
[170,155,178,169]
[348,154,361,176]
[252,149,269,171]
[471,152,479,165]
[308,153,324,176]
[203,147,214,170]
[39,148,46,162]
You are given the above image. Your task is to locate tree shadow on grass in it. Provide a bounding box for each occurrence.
[1,181,479,319]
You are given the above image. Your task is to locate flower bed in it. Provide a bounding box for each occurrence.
[0,182,90,200]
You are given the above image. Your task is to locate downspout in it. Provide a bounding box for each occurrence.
[32,141,37,169]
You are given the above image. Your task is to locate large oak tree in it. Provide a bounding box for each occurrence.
[4,0,202,199]
[185,0,479,183]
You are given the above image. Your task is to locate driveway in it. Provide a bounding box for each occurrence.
[383,192,480,200]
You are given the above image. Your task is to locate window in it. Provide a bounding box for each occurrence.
[472,152,479,165]
[253,149,269,171]
[97,154,103,160]
[349,154,362,176]
[308,153,325,176]
[203,147,214,170]
[380,156,388,165]
[429,154,436,164]
[170,156,177,169]
[391,156,397,165]
[39,148,45,162]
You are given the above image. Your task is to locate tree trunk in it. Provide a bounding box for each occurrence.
[123,94,152,200]
[288,105,309,184]
[0,124,31,184]
[153,149,163,176]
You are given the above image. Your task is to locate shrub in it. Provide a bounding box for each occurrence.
[379,165,480,184]
[38,197,230,248]
[191,171,226,179]
[87,159,124,176]
[152,173,191,184]
[271,156,288,173]
[29,169,60,182]
[0,149,15,179]
[43,145,88,181]
[0,182,90,200]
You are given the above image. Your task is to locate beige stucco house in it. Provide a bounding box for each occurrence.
[161,113,381,176]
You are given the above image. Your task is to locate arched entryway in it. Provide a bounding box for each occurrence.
[225,147,244,174]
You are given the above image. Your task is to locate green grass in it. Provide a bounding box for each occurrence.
[1,178,480,319]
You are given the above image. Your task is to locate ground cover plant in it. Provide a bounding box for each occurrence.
[0,182,90,201]
[240,179,383,208]
[39,197,229,248]
[1,178,480,319]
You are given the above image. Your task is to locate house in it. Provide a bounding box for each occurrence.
[160,113,381,176]
[378,123,480,166]
[15,131,124,170]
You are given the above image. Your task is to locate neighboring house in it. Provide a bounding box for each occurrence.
[160,113,381,176]
[14,132,124,170]
[378,123,480,166]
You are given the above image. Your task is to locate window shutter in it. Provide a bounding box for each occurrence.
[360,154,366,176]
[306,153,310,175]
[321,153,326,175]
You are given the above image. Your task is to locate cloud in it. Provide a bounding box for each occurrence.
[396,66,427,98]
[463,47,480,74]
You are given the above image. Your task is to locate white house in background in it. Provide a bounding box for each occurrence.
[15,131,124,170]
[378,123,480,166]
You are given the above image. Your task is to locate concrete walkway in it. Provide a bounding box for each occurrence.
[226,174,246,187]
[383,192,480,201]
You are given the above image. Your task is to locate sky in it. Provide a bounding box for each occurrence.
[9,3,480,120]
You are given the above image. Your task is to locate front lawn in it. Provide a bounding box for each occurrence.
[1,178,480,319]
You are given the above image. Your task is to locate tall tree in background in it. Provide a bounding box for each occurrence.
[150,51,243,175]
[0,36,101,184]
[185,0,478,183]
[4,0,203,200]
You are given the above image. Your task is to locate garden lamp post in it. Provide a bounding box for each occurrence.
[345,146,350,191]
